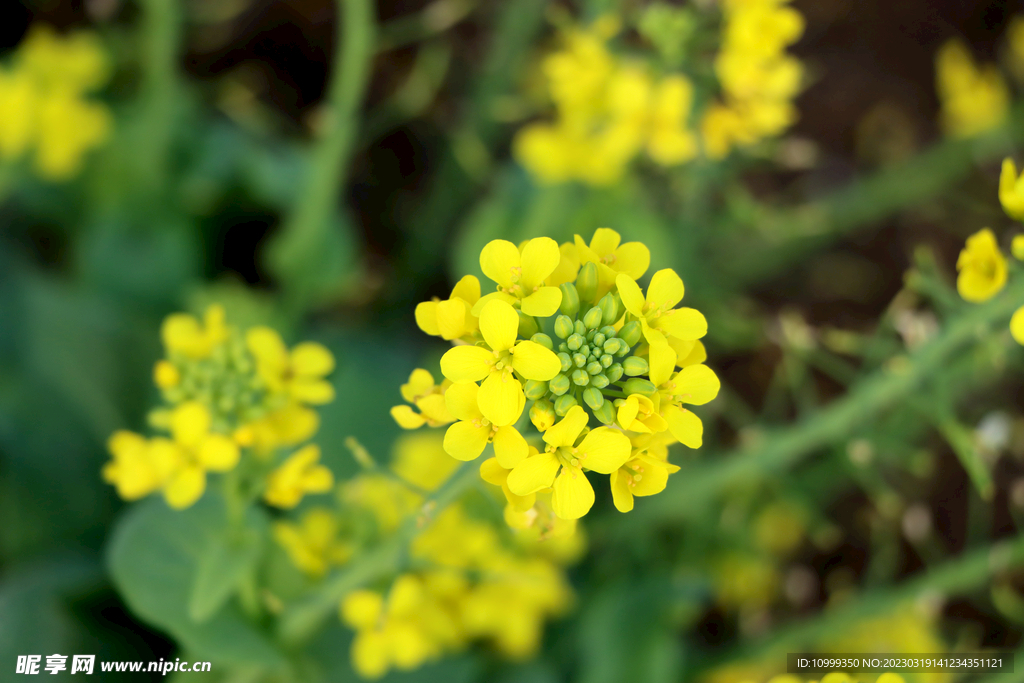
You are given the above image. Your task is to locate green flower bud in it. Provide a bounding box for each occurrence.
[583,305,604,330]
[554,394,579,416]
[549,373,571,396]
[619,321,642,347]
[603,338,622,355]
[567,333,584,351]
[604,293,623,326]
[554,315,574,339]
[523,379,548,400]
[583,386,604,410]
[606,363,624,383]
[600,325,617,338]
[517,310,539,338]
[585,328,596,342]
[574,319,587,336]
[593,332,606,347]
[593,399,616,424]
[590,373,610,389]
[600,353,613,368]
[572,369,590,386]
[573,353,587,368]
[623,356,650,376]
[557,352,572,372]
[586,361,603,375]
[576,262,599,303]
[530,399,556,431]
[558,342,569,353]
[531,333,553,350]
[559,283,581,317]
[623,378,656,396]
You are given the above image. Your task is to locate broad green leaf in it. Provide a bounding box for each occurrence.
[189,518,266,623]
[107,494,286,669]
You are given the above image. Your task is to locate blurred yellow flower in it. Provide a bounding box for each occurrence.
[955,228,1007,302]
[273,508,351,577]
[246,327,336,405]
[390,368,454,430]
[999,158,1024,221]
[263,444,334,508]
[935,39,1008,138]
[161,305,229,360]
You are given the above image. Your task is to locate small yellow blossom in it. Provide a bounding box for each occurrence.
[955,228,1007,302]
[610,432,679,513]
[440,299,560,426]
[507,406,630,519]
[936,39,1009,138]
[999,158,1024,221]
[161,305,229,360]
[237,403,320,454]
[655,363,721,448]
[263,444,334,508]
[101,431,176,502]
[474,238,564,317]
[246,327,336,405]
[273,508,351,577]
[1010,306,1024,345]
[441,381,528,466]
[415,275,481,341]
[390,369,454,429]
[390,431,461,492]
[480,456,536,513]
[574,228,651,297]
[153,360,181,389]
[1012,235,1024,260]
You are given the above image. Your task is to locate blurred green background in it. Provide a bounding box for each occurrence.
[4,0,1024,681]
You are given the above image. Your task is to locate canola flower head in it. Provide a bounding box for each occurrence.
[956,228,1007,303]
[405,228,718,521]
[273,507,351,577]
[936,39,1009,138]
[0,24,112,180]
[263,444,335,509]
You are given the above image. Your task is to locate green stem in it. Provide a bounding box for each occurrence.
[636,274,1024,526]
[272,0,376,308]
[137,0,181,196]
[275,460,480,644]
[707,534,1024,666]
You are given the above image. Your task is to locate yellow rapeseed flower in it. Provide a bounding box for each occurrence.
[102,430,177,502]
[390,368,454,429]
[263,444,334,508]
[506,406,630,519]
[936,39,1009,138]
[273,508,351,577]
[956,228,1007,302]
[246,326,336,405]
[442,381,528,466]
[415,275,481,341]
[161,305,229,360]
[1000,158,1024,221]
[573,228,651,296]
[610,432,680,512]
[474,238,564,317]
[440,299,560,426]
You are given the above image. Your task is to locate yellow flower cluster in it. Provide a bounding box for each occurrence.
[935,40,1009,138]
[396,228,719,521]
[331,433,576,679]
[513,16,700,185]
[0,25,111,180]
[102,305,336,510]
[702,0,805,159]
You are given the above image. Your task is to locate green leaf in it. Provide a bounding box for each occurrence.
[189,519,265,623]
[107,494,286,669]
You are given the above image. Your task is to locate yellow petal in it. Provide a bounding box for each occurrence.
[546,242,581,286]
[164,465,206,509]
[615,242,651,279]
[520,286,563,317]
[351,631,389,679]
[477,372,525,426]
[415,301,441,336]
[610,469,634,512]
[675,364,721,405]
[480,239,520,289]
[440,345,493,382]
[520,237,562,290]
[290,379,336,405]
[246,326,288,365]
[573,234,600,265]
[511,340,562,381]
[648,341,677,388]
[479,457,510,486]
[170,402,211,448]
[444,381,483,421]
[493,425,528,469]
[391,405,427,429]
[436,298,469,340]
[617,396,639,429]
[479,299,519,352]
[507,451,560,495]
[415,394,451,424]
[588,228,621,256]
[631,455,670,496]
[400,368,435,403]
[665,406,702,448]
[341,589,384,630]
[542,405,589,448]
[646,269,685,310]
[1011,306,1024,345]
[615,274,645,316]
[676,339,706,367]
[1001,158,1024,220]
[197,434,240,472]
[552,465,595,520]
[577,427,631,474]
[291,342,335,377]
[470,290,517,317]
[657,308,707,340]
[451,274,481,303]
[443,420,489,460]
[302,465,334,493]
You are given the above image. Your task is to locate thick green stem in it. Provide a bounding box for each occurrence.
[633,274,1024,527]
[137,0,181,195]
[275,461,480,645]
